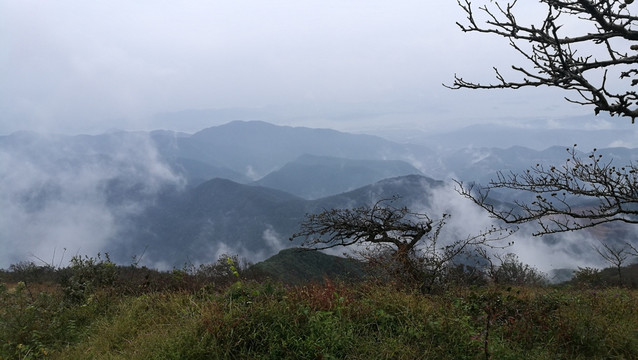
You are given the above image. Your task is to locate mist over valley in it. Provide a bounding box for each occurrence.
[2,119,635,275]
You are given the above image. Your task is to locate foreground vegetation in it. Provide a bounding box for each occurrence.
[1,254,638,359]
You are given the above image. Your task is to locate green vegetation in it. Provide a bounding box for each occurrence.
[1,253,638,359]
[247,248,366,285]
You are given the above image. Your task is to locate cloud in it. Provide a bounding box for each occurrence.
[0,132,183,268]
[608,139,638,148]
[411,183,606,273]
[197,241,267,270]
[168,225,288,271]
[0,0,580,135]
[508,230,604,273]
[263,226,286,254]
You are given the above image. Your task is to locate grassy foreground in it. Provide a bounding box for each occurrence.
[2,273,638,360]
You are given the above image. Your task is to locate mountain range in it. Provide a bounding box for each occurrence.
[2,120,637,269]
[118,174,442,267]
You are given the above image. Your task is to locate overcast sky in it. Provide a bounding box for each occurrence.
[0,0,617,135]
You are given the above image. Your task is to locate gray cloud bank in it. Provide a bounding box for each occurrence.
[414,183,607,276]
[0,132,183,267]
[1,0,587,135]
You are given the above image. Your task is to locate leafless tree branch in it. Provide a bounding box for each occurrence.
[446,0,638,121]
[290,197,512,291]
[456,146,638,235]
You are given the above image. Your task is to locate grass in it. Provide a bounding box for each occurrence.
[1,261,638,359]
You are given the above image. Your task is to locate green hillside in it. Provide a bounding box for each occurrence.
[247,248,366,285]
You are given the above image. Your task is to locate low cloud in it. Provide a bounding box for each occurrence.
[411,183,606,273]
[608,139,638,148]
[508,230,603,272]
[0,132,183,268]
[262,226,286,254]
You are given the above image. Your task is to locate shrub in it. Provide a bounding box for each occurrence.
[489,254,547,286]
[571,266,604,287]
[60,253,116,303]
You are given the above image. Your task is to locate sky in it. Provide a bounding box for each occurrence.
[0,0,608,136]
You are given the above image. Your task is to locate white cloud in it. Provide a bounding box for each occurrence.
[262,226,285,253]
[411,183,607,273]
[0,132,183,268]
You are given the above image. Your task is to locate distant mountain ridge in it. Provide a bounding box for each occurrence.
[170,120,431,181]
[255,154,422,199]
[2,120,638,269]
[120,174,444,267]
[5,121,637,191]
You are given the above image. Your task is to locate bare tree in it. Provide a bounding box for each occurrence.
[455,146,638,269]
[290,198,510,291]
[448,1,638,274]
[447,0,638,121]
[456,146,638,234]
[595,239,632,284]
